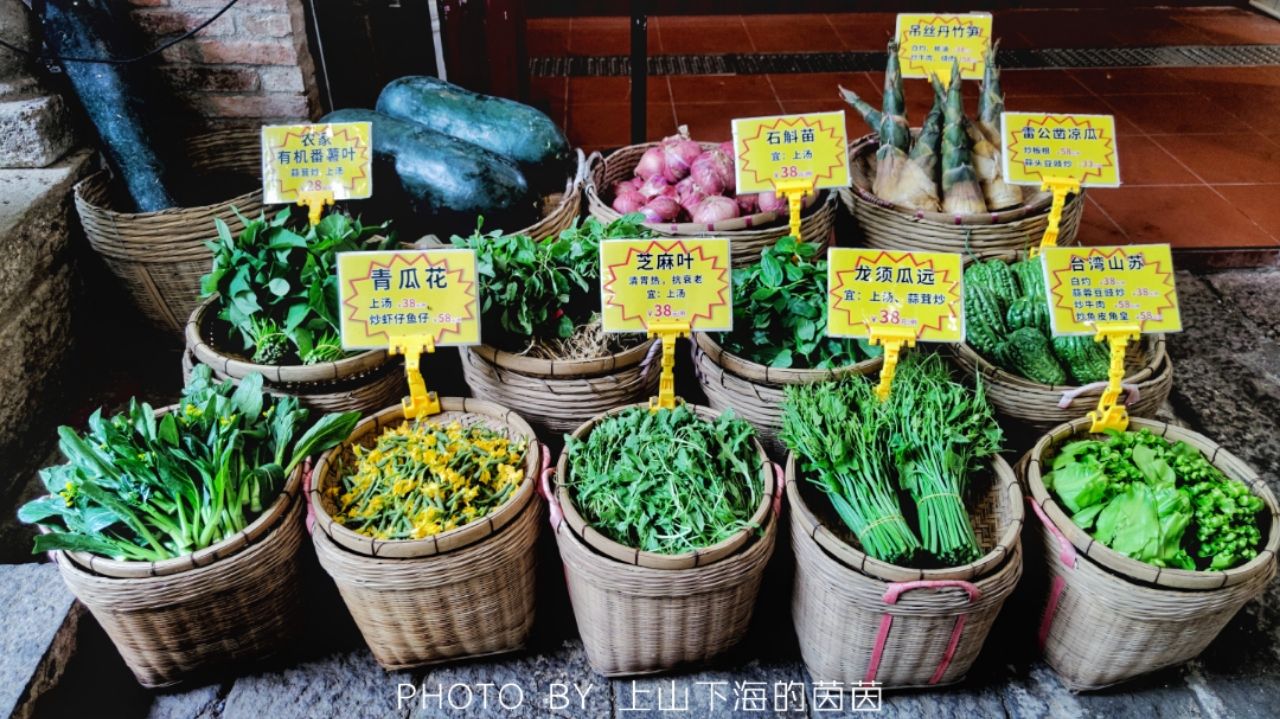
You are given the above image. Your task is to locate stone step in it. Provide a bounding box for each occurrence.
[0,563,80,719]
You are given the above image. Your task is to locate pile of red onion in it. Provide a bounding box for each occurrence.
[610,130,816,225]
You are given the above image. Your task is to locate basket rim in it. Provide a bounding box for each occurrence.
[1025,416,1280,590]
[692,331,883,386]
[848,133,1082,225]
[55,405,302,579]
[308,398,541,559]
[187,295,390,383]
[554,402,776,570]
[467,337,659,378]
[952,334,1169,392]
[786,451,1024,582]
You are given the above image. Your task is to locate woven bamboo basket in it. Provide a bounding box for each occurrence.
[185,296,403,414]
[76,130,264,333]
[691,333,883,458]
[585,143,837,267]
[460,340,662,437]
[49,422,307,686]
[788,452,1024,688]
[1022,416,1280,690]
[841,135,1085,254]
[308,399,542,669]
[548,403,779,675]
[949,252,1173,432]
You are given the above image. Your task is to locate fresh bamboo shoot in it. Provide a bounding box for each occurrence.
[973,42,1024,210]
[941,62,988,216]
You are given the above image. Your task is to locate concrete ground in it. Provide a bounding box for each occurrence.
[7,267,1280,719]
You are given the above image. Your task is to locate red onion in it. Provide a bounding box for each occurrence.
[612,178,642,197]
[640,196,682,223]
[638,174,670,199]
[634,146,666,180]
[736,194,758,214]
[661,137,702,184]
[691,195,740,224]
[612,189,647,214]
[691,148,735,196]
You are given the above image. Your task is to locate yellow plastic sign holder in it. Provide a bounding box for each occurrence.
[1032,176,1081,255]
[297,189,334,227]
[868,325,917,402]
[647,322,690,411]
[1087,323,1141,433]
[774,177,816,243]
[388,334,441,419]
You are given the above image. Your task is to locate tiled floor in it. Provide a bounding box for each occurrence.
[528,6,1280,257]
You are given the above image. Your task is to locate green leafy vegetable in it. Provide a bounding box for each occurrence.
[19,365,360,561]
[563,405,763,554]
[714,237,880,370]
[202,209,393,365]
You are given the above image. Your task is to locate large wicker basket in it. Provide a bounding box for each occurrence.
[50,444,307,687]
[788,451,1023,688]
[1022,417,1280,690]
[76,130,264,333]
[308,399,542,669]
[842,135,1085,254]
[691,333,882,458]
[549,403,779,675]
[185,296,403,414]
[585,143,837,266]
[949,252,1173,433]
[460,340,661,437]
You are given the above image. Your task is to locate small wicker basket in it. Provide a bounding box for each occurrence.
[548,403,780,675]
[842,135,1085,254]
[308,399,542,669]
[75,130,264,334]
[787,452,1024,688]
[691,333,883,458]
[1022,417,1280,690]
[585,143,837,267]
[185,296,404,414]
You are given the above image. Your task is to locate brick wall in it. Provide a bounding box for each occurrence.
[127,0,320,127]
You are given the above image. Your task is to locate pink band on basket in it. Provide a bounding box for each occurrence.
[1057,381,1140,408]
[301,457,316,534]
[1028,497,1077,650]
[770,462,784,517]
[538,444,563,530]
[865,579,982,685]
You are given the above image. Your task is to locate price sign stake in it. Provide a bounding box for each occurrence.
[1000,112,1121,252]
[336,249,480,418]
[262,121,373,226]
[1040,244,1181,432]
[827,248,965,400]
[732,112,850,242]
[600,238,732,411]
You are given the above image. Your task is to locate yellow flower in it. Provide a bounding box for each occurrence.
[392,478,415,496]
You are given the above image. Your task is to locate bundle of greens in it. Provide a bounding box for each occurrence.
[202,209,393,365]
[328,419,527,541]
[564,405,762,554]
[1045,429,1265,571]
[19,365,360,562]
[451,214,651,358]
[712,237,880,370]
[781,353,1002,567]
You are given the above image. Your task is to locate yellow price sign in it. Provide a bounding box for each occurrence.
[828,249,964,342]
[261,122,373,204]
[731,112,850,195]
[1001,112,1121,187]
[336,249,480,350]
[895,12,993,80]
[1042,244,1181,336]
[600,238,732,332]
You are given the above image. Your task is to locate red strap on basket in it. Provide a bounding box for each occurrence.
[538,443,563,531]
[771,462,784,517]
[1057,381,1139,409]
[301,456,316,534]
[865,579,982,686]
[1028,496,1077,651]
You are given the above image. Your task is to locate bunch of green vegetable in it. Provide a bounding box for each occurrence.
[713,237,880,370]
[19,365,360,561]
[452,214,651,354]
[781,353,1002,567]
[563,405,762,554]
[1045,429,1265,570]
[965,256,1111,386]
[202,209,393,365]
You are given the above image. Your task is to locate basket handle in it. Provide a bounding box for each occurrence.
[867,579,982,686]
[539,445,564,531]
[571,148,591,191]
[882,579,982,605]
[301,456,316,534]
[1028,496,1077,569]
[1028,496,1076,651]
[770,461,784,517]
[582,150,605,195]
[1057,380,1140,409]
